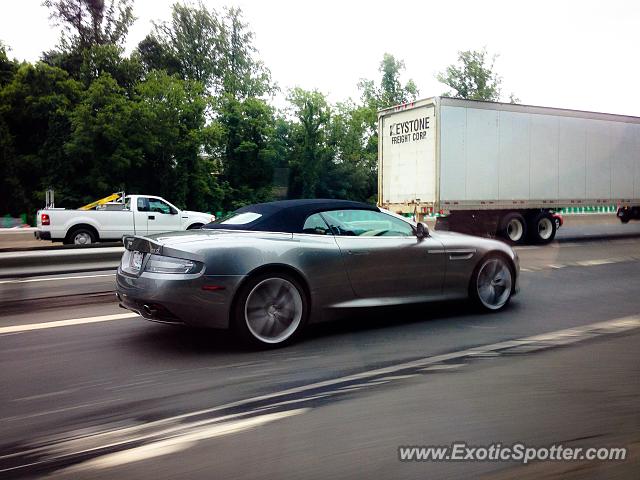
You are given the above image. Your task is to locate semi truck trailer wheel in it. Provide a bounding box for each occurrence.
[498,212,527,244]
[529,211,556,244]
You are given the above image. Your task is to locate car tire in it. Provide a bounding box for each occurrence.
[65,227,97,245]
[498,212,527,244]
[469,254,514,312]
[187,223,204,230]
[529,212,557,244]
[232,271,309,348]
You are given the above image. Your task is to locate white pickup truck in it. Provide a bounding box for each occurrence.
[35,195,214,245]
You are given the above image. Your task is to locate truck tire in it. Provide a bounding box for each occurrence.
[498,213,527,244]
[65,227,97,245]
[617,207,631,223]
[529,212,556,244]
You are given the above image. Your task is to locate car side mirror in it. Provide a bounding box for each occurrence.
[416,222,429,240]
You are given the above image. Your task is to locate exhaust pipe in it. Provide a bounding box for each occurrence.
[142,304,155,317]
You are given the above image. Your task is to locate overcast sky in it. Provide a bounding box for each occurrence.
[1,0,639,116]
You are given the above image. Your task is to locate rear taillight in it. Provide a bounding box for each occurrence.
[41,213,50,225]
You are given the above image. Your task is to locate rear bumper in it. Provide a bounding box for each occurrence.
[116,269,245,329]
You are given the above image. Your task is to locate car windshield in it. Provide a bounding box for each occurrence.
[322,209,414,237]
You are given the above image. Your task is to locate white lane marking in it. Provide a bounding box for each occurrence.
[522,256,640,272]
[13,389,78,402]
[421,363,466,371]
[1,399,121,423]
[64,409,307,472]
[467,351,501,357]
[0,273,115,285]
[577,259,617,266]
[321,380,391,396]
[0,313,138,335]
[377,374,419,381]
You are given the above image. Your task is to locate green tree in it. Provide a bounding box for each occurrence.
[379,53,418,107]
[43,0,135,51]
[220,7,273,99]
[63,73,136,203]
[0,42,17,87]
[436,48,502,101]
[323,53,419,204]
[0,62,82,215]
[0,43,18,216]
[133,70,216,210]
[152,1,224,89]
[151,3,273,98]
[135,34,181,76]
[217,94,277,208]
[359,53,418,111]
[287,88,332,198]
[325,101,377,202]
[79,44,143,92]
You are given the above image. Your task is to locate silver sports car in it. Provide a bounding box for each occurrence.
[116,199,519,346]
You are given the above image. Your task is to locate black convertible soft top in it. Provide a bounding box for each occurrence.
[203,199,378,233]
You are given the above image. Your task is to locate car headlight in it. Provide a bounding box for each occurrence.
[144,254,202,274]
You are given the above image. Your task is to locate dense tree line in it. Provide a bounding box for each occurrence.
[1,1,504,220]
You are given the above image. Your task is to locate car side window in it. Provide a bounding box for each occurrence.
[148,198,172,215]
[322,209,414,237]
[302,213,332,235]
[137,197,149,212]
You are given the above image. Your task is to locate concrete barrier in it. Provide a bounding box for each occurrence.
[0,247,124,278]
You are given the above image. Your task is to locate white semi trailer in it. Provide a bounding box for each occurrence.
[378,97,640,243]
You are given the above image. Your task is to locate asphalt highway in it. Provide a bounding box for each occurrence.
[0,228,639,478]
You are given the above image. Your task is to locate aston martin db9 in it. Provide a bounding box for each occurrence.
[116,199,519,346]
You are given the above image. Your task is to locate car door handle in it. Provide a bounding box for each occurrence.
[347,250,369,255]
[148,215,155,220]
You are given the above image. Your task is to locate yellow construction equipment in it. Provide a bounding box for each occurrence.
[78,193,123,211]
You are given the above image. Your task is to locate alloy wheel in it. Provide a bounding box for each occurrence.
[476,258,513,310]
[244,277,303,344]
